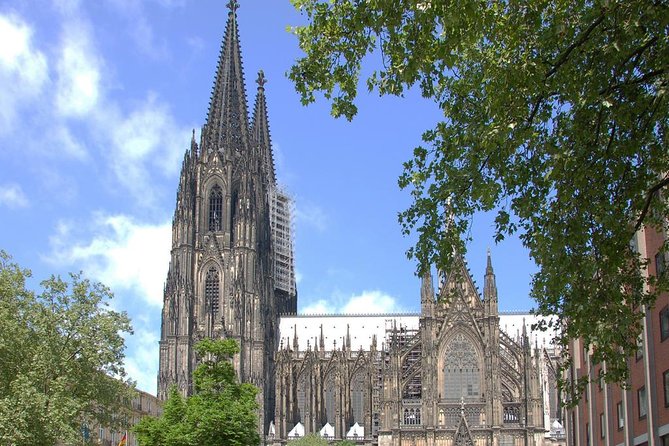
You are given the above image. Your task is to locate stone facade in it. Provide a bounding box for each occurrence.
[157,4,561,445]
[156,3,295,433]
[272,257,562,446]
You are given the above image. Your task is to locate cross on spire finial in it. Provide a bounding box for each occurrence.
[226,0,239,13]
[256,70,267,90]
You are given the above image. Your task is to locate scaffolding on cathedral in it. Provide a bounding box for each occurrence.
[270,186,296,300]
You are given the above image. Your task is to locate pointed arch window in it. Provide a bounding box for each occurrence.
[324,373,336,424]
[443,333,481,401]
[209,185,223,231]
[351,371,366,424]
[296,373,308,423]
[205,267,219,318]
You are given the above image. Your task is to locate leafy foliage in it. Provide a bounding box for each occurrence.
[289,0,669,401]
[134,339,260,446]
[0,250,134,445]
[289,434,356,445]
[289,434,329,446]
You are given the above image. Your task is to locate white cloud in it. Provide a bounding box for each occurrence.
[341,290,404,314]
[294,201,327,232]
[300,290,404,315]
[45,214,171,307]
[0,13,49,135]
[0,183,29,208]
[0,7,190,206]
[125,327,159,394]
[103,0,170,60]
[51,124,88,159]
[55,22,101,118]
[300,299,331,314]
[100,95,191,204]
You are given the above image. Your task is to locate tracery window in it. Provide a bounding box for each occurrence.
[296,373,308,422]
[324,373,336,424]
[209,185,223,231]
[443,333,480,401]
[403,408,421,425]
[205,267,219,318]
[351,371,366,424]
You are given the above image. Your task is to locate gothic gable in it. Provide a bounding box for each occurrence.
[454,411,475,446]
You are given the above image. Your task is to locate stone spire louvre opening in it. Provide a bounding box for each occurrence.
[204,1,250,155]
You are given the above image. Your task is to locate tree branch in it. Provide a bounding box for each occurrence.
[546,13,606,80]
[635,175,669,231]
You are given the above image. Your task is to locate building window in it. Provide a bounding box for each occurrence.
[208,185,223,231]
[630,234,639,254]
[638,386,647,419]
[656,252,666,277]
[660,306,669,342]
[600,413,605,439]
[664,369,669,408]
[296,373,308,422]
[323,373,336,425]
[351,372,366,424]
[403,408,421,425]
[616,401,624,429]
[598,371,603,392]
[635,333,644,361]
[443,333,480,400]
[205,267,219,318]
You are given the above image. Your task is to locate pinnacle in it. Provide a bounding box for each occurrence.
[227,0,239,13]
[256,70,267,90]
[486,247,494,275]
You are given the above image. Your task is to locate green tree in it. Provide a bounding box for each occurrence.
[0,250,134,445]
[289,0,669,400]
[290,434,328,446]
[288,434,356,445]
[134,338,260,446]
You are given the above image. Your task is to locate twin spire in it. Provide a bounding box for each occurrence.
[204,1,273,180]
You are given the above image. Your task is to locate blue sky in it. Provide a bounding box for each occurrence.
[0,0,537,394]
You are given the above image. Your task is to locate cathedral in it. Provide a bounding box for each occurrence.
[157,4,562,445]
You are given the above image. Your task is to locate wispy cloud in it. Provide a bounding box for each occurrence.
[0,183,29,208]
[294,201,328,232]
[102,0,177,60]
[125,326,159,394]
[54,20,101,118]
[45,214,171,308]
[99,94,191,205]
[300,290,405,315]
[0,7,192,207]
[0,13,48,136]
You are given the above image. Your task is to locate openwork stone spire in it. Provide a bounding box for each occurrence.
[204,2,249,154]
[251,70,275,184]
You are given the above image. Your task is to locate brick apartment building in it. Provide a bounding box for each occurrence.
[564,225,669,446]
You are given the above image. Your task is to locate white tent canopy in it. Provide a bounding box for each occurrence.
[288,422,304,438]
[347,422,364,439]
[319,422,335,438]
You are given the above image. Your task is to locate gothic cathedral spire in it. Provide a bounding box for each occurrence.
[251,70,276,184]
[158,3,292,437]
[203,1,249,155]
